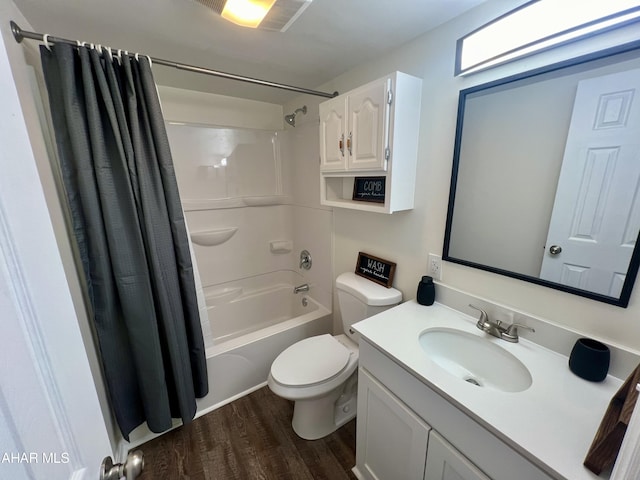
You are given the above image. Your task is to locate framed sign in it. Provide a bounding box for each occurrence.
[355,252,396,288]
[352,176,386,204]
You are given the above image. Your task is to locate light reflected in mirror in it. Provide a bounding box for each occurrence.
[444,41,640,307]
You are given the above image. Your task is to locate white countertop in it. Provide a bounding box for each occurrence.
[352,300,622,480]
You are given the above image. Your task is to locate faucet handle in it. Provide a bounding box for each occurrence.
[468,304,490,329]
[502,323,535,342]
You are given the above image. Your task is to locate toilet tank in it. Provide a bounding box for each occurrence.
[336,272,402,342]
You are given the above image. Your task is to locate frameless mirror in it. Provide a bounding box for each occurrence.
[444,41,640,307]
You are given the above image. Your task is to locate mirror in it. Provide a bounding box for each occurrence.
[444,41,640,307]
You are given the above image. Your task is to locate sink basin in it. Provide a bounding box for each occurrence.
[418,328,532,392]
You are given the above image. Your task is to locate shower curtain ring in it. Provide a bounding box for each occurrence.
[42,34,51,50]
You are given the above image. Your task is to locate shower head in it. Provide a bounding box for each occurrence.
[284,105,307,127]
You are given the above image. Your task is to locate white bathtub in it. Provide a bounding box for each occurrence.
[125,276,330,449]
[195,281,332,416]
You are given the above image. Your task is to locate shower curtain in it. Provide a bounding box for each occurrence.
[40,43,208,440]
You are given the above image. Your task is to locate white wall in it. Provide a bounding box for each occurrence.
[286,0,640,355]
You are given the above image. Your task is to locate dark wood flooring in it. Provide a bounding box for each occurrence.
[136,386,358,480]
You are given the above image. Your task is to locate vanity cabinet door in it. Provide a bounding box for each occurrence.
[356,368,430,480]
[424,431,491,480]
[319,96,348,172]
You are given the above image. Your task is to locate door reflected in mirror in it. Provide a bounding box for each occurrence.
[444,41,640,307]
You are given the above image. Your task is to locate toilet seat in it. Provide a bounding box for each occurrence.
[271,334,351,387]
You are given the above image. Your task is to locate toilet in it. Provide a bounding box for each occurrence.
[267,272,402,440]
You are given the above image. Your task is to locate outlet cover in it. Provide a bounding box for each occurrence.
[428,253,442,281]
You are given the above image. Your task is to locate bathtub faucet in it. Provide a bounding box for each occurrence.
[293,283,310,294]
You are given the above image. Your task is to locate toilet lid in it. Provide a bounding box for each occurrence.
[271,334,351,387]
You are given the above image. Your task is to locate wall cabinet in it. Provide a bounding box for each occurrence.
[354,340,553,480]
[319,71,422,213]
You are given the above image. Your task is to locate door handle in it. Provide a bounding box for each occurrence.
[101,451,144,480]
[549,245,562,255]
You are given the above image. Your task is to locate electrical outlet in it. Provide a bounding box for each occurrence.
[428,253,442,281]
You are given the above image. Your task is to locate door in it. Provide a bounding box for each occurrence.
[0,27,115,480]
[540,68,640,297]
[347,78,390,171]
[424,431,490,480]
[355,369,430,480]
[319,96,347,171]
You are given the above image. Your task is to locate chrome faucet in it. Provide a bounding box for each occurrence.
[294,283,310,294]
[468,304,534,343]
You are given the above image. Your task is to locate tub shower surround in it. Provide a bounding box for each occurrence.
[125,121,333,446]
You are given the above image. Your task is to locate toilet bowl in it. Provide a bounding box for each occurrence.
[267,272,401,440]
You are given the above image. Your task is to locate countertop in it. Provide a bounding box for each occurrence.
[352,300,622,480]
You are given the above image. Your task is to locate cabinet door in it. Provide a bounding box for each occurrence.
[319,96,347,171]
[356,369,430,480]
[424,431,491,480]
[347,78,390,171]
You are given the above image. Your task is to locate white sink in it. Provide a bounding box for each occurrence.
[418,327,532,392]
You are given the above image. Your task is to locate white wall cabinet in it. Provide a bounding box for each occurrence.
[356,369,430,480]
[319,71,422,213]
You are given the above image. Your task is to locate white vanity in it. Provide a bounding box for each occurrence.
[351,300,627,480]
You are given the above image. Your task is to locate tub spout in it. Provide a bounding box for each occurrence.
[294,283,310,294]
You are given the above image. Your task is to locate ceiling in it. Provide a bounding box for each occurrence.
[12,0,487,104]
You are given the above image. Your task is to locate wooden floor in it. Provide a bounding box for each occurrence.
[137,386,358,480]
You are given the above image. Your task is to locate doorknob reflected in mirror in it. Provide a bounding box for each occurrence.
[549,245,562,255]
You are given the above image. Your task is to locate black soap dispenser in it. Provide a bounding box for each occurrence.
[417,276,435,306]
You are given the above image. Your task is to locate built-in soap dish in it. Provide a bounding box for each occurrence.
[190,227,238,246]
[270,240,293,254]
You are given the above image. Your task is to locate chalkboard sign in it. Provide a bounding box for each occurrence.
[352,177,386,203]
[355,252,396,288]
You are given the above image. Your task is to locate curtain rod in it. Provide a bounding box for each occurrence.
[10,21,338,99]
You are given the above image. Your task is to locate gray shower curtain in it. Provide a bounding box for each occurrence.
[40,43,208,440]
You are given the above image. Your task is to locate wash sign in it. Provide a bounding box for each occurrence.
[355,252,396,288]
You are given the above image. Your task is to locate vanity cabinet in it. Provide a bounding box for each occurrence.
[356,367,490,480]
[319,71,422,213]
[425,431,491,480]
[354,339,554,480]
[356,369,430,480]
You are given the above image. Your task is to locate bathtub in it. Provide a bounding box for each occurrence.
[194,280,332,416]
[124,275,330,450]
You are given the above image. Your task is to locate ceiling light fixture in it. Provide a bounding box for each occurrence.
[221,0,277,28]
[193,0,312,31]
